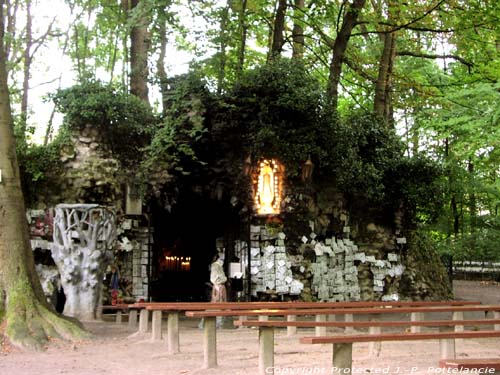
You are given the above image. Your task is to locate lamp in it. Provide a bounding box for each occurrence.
[301,156,314,183]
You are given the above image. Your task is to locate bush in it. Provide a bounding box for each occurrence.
[51,80,156,168]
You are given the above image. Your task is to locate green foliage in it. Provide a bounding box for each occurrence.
[142,72,211,177]
[51,80,156,167]
[433,224,500,263]
[215,58,328,176]
[384,155,445,222]
[327,111,405,201]
[17,129,72,206]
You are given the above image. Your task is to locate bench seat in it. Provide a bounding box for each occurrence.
[300,331,500,375]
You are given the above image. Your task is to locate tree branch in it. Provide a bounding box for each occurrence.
[396,50,473,68]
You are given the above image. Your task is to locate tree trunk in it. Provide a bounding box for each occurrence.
[0,3,88,349]
[270,0,287,59]
[156,6,168,115]
[129,0,150,104]
[217,0,231,95]
[4,0,20,65]
[374,29,397,124]
[326,0,366,111]
[373,0,398,125]
[444,138,460,238]
[292,0,305,59]
[467,159,476,231]
[236,0,248,77]
[19,0,32,141]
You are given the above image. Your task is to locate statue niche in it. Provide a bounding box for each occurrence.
[51,204,116,320]
[254,159,283,215]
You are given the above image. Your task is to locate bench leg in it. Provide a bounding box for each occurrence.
[96,304,103,320]
[453,311,464,332]
[116,310,122,324]
[128,309,138,330]
[411,312,424,333]
[259,326,274,375]
[315,314,327,336]
[259,315,269,322]
[287,315,297,337]
[494,312,500,331]
[139,309,149,334]
[152,310,163,340]
[369,326,382,357]
[239,315,248,330]
[203,317,217,368]
[168,312,180,354]
[332,343,353,375]
[439,326,456,359]
[344,314,354,333]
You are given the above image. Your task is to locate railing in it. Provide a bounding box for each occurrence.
[453,260,500,280]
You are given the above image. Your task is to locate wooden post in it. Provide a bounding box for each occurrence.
[287,315,297,336]
[203,317,217,368]
[116,310,122,324]
[96,304,103,320]
[332,343,353,375]
[168,312,180,354]
[368,326,382,357]
[259,326,274,375]
[452,311,464,332]
[152,310,162,340]
[128,309,138,330]
[410,312,424,333]
[344,314,354,333]
[494,311,500,331]
[439,326,456,359]
[315,314,327,336]
[238,315,248,329]
[139,309,149,333]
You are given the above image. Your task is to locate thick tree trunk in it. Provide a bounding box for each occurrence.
[0,4,88,349]
[374,30,397,124]
[292,0,305,59]
[129,0,150,104]
[270,0,287,59]
[326,0,366,111]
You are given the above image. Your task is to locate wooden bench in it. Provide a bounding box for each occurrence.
[139,300,479,354]
[238,318,500,375]
[99,304,132,325]
[300,331,500,375]
[439,358,500,372]
[184,302,491,369]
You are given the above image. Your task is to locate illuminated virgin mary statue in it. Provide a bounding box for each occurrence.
[255,159,282,215]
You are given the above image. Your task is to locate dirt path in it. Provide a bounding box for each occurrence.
[1,280,499,375]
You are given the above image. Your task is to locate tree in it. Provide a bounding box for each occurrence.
[291,0,305,59]
[325,0,366,111]
[0,0,88,350]
[269,0,287,59]
[128,0,150,103]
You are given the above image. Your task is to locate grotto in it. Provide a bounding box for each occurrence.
[26,67,452,319]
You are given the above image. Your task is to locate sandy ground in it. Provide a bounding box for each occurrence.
[1,280,500,375]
